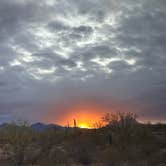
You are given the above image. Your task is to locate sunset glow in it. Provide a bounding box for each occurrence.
[50,102,108,128]
[65,111,102,128]
[79,123,92,129]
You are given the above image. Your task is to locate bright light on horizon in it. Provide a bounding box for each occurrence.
[79,123,92,129]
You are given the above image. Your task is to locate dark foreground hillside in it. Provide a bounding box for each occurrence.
[0,113,166,166]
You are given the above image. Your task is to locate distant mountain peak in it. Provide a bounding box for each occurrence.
[30,122,64,131]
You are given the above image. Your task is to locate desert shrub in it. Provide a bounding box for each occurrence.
[0,113,163,166]
[48,145,69,165]
[72,145,93,165]
[24,145,41,165]
[99,147,121,166]
[66,133,95,165]
[37,128,65,154]
[101,112,154,150]
[98,145,157,166]
[2,122,35,166]
[97,112,157,165]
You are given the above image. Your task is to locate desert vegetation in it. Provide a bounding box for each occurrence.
[0,112,166,166]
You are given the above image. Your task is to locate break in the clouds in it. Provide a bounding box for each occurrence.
[0,0,166,123]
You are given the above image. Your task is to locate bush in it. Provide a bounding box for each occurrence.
[49,145,69,165]
[2,122,35,166]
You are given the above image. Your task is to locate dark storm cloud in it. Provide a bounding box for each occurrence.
[48,21,69,32]
[108,61,132,73]
[0,0,166,123]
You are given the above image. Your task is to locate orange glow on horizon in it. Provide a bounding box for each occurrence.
[64,111,102,128]
[79,123,92,129]
[53,103,108,128]
[43,98,141,127]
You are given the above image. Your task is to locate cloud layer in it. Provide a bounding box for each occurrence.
[0,0,166,123]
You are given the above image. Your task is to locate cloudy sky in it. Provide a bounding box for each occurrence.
[0,0,166,124]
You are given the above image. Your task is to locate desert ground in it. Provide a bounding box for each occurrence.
[0,113,166,166]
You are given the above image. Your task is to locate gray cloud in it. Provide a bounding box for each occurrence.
[0,0,166,123]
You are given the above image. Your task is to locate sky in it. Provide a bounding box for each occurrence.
[0,0,166,124]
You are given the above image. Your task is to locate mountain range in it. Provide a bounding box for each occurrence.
[0,122,64,132]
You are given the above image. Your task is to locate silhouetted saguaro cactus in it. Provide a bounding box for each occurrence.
[73,119,77,128]
[65,121,70,137]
